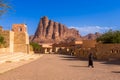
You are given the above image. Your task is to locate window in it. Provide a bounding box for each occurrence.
[18,27,22,31]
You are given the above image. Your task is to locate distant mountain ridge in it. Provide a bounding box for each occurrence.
[82,32,102,40]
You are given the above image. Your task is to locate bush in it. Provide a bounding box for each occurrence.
[0,35,6,47]
[97,30,120,43]
[30,42,41,53]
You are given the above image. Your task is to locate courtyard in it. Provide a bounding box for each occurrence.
[0,54,120,80]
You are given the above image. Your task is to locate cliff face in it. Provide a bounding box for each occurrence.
[32,16,81,43]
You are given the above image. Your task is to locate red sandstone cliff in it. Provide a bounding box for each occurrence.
[31,16,81,43]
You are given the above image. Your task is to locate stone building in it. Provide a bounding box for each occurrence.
[0,24,29,53]
[40,43,53,54]
[72,40,120,60]
[52,41,83,54]
[74,40,97,59]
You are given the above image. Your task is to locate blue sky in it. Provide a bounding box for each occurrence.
[0,0,120,36]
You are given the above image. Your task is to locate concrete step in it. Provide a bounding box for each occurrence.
[0,53,24,60]
[0,54,23,63]
[5,54,29,62]
[0,53,42,64]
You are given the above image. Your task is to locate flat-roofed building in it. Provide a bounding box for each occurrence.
[0,24,30,54]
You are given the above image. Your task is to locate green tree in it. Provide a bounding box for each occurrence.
[97,30,120,43]
[30,42,41,53]
[0,35,5,47]
[0,0,11,16]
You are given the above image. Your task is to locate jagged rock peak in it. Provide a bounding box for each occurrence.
[42,16,48,20]
[31,16,81,43]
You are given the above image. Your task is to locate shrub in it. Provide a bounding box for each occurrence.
[30,42,41,53]
[97,30,120,43]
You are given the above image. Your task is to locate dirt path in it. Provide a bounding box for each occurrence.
[0,54,120,80]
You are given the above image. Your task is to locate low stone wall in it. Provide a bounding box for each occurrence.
[0,30,10,48]
[74,48,97,60]
[74,44,120,60]
[96,44,120,60]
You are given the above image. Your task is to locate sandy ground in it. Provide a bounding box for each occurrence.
[0,54,120,80]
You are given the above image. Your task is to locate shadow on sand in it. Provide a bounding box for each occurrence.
[112,71,120,73]
[59,55,86,61]
[59,54,120,66]
[102,60,120,65]
[58,55,88,68]
[69,65,88,68]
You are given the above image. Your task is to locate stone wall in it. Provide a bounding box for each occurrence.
[0,28,14,53]
[73,40,97,59]
[14,44,29,53]
[74,44,120,60]
[0,30,10,48]
[12,24,28,53]
[74,48,97,59]
[12,24,29,53]
[14,32,27,44]
[12,24,27,32]
[9,31,14,52]
[0,24,30,54]
[96,44,120,60]
[82,40,96,48]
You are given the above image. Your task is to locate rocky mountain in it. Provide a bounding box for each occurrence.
[82,32,102,40]
[31,16,81,43]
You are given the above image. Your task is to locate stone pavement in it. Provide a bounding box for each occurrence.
[0,54,120,80]
[0,53,43,73]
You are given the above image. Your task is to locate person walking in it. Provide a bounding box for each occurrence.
[88,53,94,68]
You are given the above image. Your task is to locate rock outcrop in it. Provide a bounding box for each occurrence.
[82,32,102,40]
[31,16,81,43]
